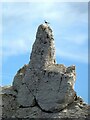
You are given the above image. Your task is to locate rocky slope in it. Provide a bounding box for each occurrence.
[0,24,89,119]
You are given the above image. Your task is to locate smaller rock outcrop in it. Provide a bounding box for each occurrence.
[0,24,89,119]
[13,64,28,91]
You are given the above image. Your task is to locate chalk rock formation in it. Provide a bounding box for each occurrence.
[0,24,89,119]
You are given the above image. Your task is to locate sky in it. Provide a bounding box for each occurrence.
[0,1,88,103]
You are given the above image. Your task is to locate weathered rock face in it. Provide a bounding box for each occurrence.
[30,24,56,69]
[0,24,89,119]
[22,24,77,112]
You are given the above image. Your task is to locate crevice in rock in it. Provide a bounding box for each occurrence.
[19,105,31,108]
[34,97,53,113]
[3,93,16,99]
[56,101,76,113]
[13,89,18,93]
[22,82,54,113]
[24,83,53,113]
[58,77,63,92]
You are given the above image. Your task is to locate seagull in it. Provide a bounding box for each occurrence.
[44,20,50,24]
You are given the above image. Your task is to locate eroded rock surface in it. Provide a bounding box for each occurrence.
[21,24,77,112]
[1,24,89,119]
